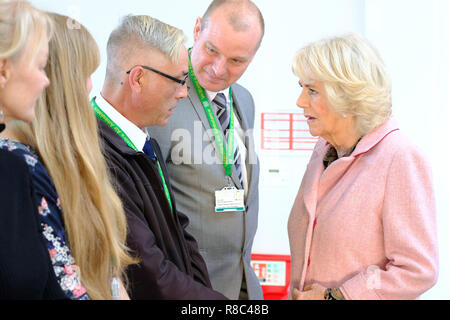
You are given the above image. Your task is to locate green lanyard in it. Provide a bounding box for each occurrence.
[188,51,235,177]
[91,97,173,213]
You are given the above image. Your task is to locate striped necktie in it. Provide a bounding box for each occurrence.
[213,93,243,188]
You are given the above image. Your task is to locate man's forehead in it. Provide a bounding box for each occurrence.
[202,28,257,61]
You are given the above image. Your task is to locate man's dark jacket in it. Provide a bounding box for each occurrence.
[98,120,226,299]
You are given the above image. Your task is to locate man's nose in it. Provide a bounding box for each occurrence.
[212,57,227,77]
[176,83,188,99]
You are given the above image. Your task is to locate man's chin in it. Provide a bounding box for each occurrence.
[157,117,170,127]
[198,76,228,92]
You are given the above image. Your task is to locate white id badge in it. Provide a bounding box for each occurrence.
[215,187,245,212]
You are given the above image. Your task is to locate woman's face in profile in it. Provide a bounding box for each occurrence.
[1,40,50,123]
[296,80,344,140]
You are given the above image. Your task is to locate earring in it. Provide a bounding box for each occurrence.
[0,81,5,130]
[0,109,5,133]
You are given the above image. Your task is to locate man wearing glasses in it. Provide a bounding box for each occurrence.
[93,14,226,299]
[149,0,265,300]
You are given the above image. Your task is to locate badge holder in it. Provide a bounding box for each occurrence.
[215,177,245,213]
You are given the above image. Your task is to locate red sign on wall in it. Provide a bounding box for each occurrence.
[251,254,291,300]
[261,113,318,151]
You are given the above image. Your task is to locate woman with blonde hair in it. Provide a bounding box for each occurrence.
[288,33,438,300]
[2,12,135,299]
[0,0,65,299]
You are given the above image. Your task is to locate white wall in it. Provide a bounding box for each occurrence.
[31,0,213,96]
[30,0,449,299]
[364,0,450,301]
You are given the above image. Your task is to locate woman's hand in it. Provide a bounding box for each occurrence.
[292,283,327,300]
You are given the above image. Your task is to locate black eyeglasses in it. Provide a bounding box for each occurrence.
[126,65,188,86]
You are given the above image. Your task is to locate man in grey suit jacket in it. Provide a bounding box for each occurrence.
[148,0,264,299]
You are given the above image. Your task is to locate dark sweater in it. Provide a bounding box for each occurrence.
[98,120,226,300]
[0,148,65,300]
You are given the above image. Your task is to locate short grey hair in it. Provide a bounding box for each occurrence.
[105,15,186,84]
[293,33,392,136]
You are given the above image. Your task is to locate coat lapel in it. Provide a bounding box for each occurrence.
[319,118,400,190]
[231,84,253,192]
[353,118,400,158]
[231,84,249,132]
[303,118,401,219]
[187,78,212,139]
[301,142,326,220]
[229,85,248,189]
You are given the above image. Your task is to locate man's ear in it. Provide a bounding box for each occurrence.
[128,67,144,93]
[193,17,202,42]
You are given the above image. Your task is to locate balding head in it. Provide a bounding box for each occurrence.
[201,0,264,47]
[190,0,264,92]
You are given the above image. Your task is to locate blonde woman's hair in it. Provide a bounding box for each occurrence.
[14,13,136,300]
[0,0,52,63]
[105,14,186,85]
[293,33,392,136]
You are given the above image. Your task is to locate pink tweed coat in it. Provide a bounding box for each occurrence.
[288,118,439,300]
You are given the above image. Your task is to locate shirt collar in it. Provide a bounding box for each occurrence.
[323,138,361,168]
[206,88,230,106]
[322,118,400,167]
[94,94,147,152]
[352,118,399,157]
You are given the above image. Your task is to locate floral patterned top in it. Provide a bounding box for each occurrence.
[0,138,90,300]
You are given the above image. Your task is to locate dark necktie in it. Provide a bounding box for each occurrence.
[142,138,173,213]
[143,138,156,161]
[213,93,243,188]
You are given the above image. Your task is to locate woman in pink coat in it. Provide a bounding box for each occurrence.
[288,33,438,300]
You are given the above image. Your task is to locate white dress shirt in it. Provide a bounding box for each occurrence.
[94,93,147,152]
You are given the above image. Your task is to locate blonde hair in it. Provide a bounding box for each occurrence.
[293,33,392,136]
[14,13,136,299]
[105,14,186,85]
[0,0,52,63]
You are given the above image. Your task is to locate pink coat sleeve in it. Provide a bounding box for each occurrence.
[340,145,439,299]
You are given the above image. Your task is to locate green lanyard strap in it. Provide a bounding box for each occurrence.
[154,155,173,213]
[188,50,235,177]
[91,97,173,213]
